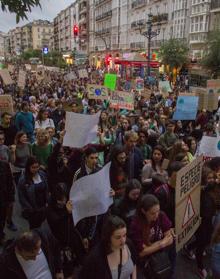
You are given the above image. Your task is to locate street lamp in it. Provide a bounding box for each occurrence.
[139,13,161,77]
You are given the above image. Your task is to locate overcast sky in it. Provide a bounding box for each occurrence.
[0,0,74,33]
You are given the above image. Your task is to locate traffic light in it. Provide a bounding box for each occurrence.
[73,24,79,36]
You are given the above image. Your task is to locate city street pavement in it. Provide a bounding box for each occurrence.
[2,189,212,279]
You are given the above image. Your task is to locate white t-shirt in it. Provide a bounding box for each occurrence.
[35,118,55,130]
[16,249,52,279]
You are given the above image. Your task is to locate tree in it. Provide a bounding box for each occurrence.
[0,0,41,23]
[202,30,220,78]
[159,38,189,72]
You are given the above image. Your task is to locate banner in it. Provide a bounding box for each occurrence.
[175,156,203,252]
[0,95,14,114]
[173,96,199,120]
[70,162,113,225]
[63,111,101,148]
[0,69,13,85]
[87,84,109,100]
[198,136,220,157]
[110,90,134,110]
[17,70,26,89]
[104,73,117,91]
[135,78,144,91]
[207,79,220,94]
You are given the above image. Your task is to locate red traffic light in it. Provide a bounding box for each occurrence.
[73,25,79,36]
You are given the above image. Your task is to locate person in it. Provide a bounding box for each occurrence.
[129,194,175,279]
[46,183,85,278]
[32,129,53,169]
[0,160,15,244]
[15,101,35,143]
[17,156,49,229]
[137,129,152,161]
[0,229,64,279]
[158,120,178,154]
[0,112,17,146]
[46,127,58,146]
[0,130,10,162]
[141,145,168,190]
[35,108,55,131]
[169,140,193,163]
[185,136,197,157]
[51,100,65,130]
[80,215,137,279]
[115,117,131,145]
[112,179,142,227]
[211,224,220,279]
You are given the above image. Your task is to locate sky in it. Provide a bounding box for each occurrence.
[0,0,74,33]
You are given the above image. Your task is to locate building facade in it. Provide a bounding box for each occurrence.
[210,0,220,31]
[32,20,53,50]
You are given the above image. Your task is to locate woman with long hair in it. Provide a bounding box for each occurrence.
[32,129,53,169]
[35,107,55,131]
[141,145,168,187]
[80,215,137,279]
[17,156,48,229]
[169,139,193,163]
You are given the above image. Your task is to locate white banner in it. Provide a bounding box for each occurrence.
[70,162,113,225]
[63,111,101,148]
[198,136,220,157]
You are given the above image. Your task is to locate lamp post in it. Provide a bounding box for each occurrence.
[139,13,161,77]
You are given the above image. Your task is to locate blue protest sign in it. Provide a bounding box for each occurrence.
[173,96,199,120]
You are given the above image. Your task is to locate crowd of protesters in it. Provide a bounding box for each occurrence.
[0,63,220,279]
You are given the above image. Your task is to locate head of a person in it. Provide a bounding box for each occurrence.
[15,231,41,261]
[56,100,63,110]
[138,116,145,127]
[185,136,197,155]
[25,156,40,178]
[52,182,68,208]
[124,179,142,202]
[110,145,127,166]
[37,108,49,122]
[138,129,148,145]
[121,118,130,131]
[46,127,55,139]
[21,101,29,112]
[170,140,188,161]
[101,216,127,254]
[176,120,182,130]
[124,131,139,151]
[100,111,108,122]
[167,161,184,188]
[29,96,36,104]
[137,194,160,224]
[174,152,189,166]
[202,166,216,186]
[1,112,12,127]
[71,102,79,113]
[47,98,56,108]
[84,147,98,170]
[0,130,5,145]
[36,129,50,145]
[152,145,165,165]
[166,120,175,133]
[15,131,28,145]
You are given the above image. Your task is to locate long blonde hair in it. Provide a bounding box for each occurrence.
[36,128,50,145]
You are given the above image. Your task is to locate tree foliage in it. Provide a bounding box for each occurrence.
[202,30,220,77]
[159,38,189,70]
[0,0,41,23]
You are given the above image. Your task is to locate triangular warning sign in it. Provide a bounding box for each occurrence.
[182,195,195,228]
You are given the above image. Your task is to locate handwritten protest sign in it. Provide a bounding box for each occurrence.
[87,84,109,100]
[159,81,172,96]
[0,95,14,114]
[135,78,144,91]
[64,72,77,81]
[78,69,88,78]
[18,70,26,89]
[198,136,220,157]
[0,69,13,85]
[63,111,101,148]
[207,79,220,94]
[175,156,202,252]
[173,96,199,120]
[104,73,117,91]
[70,162,113,225]
[195,89,218,111]
[110,91,134,110]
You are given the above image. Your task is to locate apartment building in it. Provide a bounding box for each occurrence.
[0,32,9,57]
[32,20,53,50]
[78,0,89,52]
[8,27,22,54]
[53,2,79,53]
[210,0,220,30]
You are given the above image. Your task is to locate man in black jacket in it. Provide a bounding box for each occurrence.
[0,228,64,279]
[0,160,15,243]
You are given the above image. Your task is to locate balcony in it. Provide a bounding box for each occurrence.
[79,4,87,14]
[210,0,220,11]
[152,13,168,23]
[130,42,145,49]
[95,0,111,7]
[131,19,145,29]
[96,10,112,21]
[131,0,147,9]
[79,15,87,24]
[95,28,110,35]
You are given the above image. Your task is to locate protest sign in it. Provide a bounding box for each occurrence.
[207,79,220,94]
[173,96,199,120]
[0,69,13,85]
[87,84,109,100]
[70,162,113,225]
[198,136,220,157]
[0,95,14,114]
[175,156,203,252]
[64,72,77,81]
[63,111,101,148]
[78,69,88,78]
[159,81,172,96]
[196,90,218,111]
[135,78,144,91]
[104,73,117,91]
[110,90,134,110]
[17,70,26,89]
